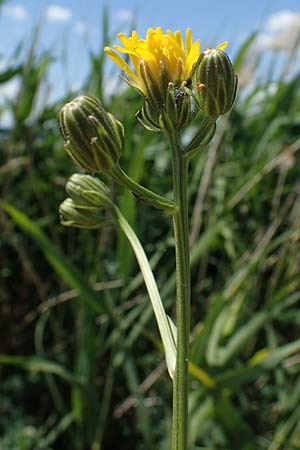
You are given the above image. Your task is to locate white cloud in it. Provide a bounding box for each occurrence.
[70,81,81,92]
[45,4,72,22]
[0,60,8,72]
[3,4,28,20]
[115,9,134,22]
[257,10,300,52]
[0,78,19,127]
[74,21,87,35]
[0,110,14,128]
[265,10,300,34]
[0,78,20,100]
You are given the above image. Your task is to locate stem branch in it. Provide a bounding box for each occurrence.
[110,165,177,214]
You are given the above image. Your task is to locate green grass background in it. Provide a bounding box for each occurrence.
[1,7,300,450]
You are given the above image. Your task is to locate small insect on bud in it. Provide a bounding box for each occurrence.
[164,82,196,130]
[58,96,124,173]
[192,47,238,119]
[137,82,195,133]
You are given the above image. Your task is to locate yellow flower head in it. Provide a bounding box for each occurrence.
[104,28,202,96]
[104,28,229,130]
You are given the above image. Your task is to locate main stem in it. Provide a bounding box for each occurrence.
[169,131,190,450]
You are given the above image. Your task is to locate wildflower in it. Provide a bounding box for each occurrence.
[105,28,200,98]
[105,28,201,129]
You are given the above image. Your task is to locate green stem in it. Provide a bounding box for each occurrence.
[167,131,191,450]
[110,165,177,215]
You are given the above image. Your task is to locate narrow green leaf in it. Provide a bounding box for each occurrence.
[234,32,257,72]
[0,354,85,387]
[0,65,22,83]
[116,207,177,379]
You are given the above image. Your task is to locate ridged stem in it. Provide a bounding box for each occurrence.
[166,130,190,450]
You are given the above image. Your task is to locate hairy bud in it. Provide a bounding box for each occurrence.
[66,173,111,209]
[59,173,114,229]
[58,96,124,172]
[59,198,106,229]
[192,48,237,119]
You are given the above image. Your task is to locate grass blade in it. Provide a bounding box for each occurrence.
[1,201,108,314]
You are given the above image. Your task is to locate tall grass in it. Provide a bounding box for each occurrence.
[1,11,300,450]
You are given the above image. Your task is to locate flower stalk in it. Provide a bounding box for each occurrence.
[164,128,190,450]
[109,164,178,214]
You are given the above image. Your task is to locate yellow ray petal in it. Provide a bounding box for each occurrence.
[131,30,139,40]
[113,45,139,55]
[174,30,184,50]
[167,30,184,55]
[185,28,192,53]
[217,41,228,51]
[104,47,139,83]
[186,41,200,74]
[118,33,138,49]
[155,27,164,35]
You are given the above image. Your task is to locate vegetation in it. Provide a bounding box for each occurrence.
[1,9,300,450]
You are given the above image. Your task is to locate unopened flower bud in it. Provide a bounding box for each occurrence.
[136,81,195,132]
[59,174,115,229]
[59,198,107,229]
[164,82,196,130]
[66,173,111,209]
[58,96,124,172]
[192,48,237,119]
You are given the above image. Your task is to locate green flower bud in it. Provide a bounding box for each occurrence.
[58,96,124,172]
[192,48,238,119]
[66,173,111,209]
[59,198,107,229]
[164,82,196,130]
[136,80,195,133]
[134,57,196,132]
[59,174,115,229]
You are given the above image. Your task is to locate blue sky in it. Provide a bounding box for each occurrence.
[0,0,300,114]
[1,0,300,47]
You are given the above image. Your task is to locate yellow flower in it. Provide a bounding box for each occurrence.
[104,28,202,96]
[104,28,229,130]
